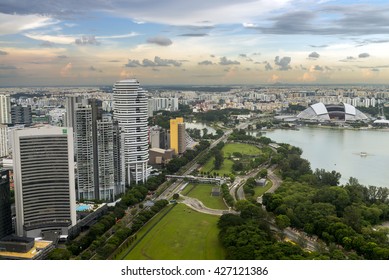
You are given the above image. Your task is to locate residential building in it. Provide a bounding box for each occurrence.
[0,124,8,157]
[113,79,149,184]
[170,117,186,154]
[0,169,12,239]
[0,94,11,124]
[12,126,76,238]
[11,105,32,125]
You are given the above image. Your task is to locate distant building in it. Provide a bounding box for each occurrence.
[170,117,186,154]
[148,97,179,116]
[0,94,11,124]
[149,148,174,165]
[297,102,368,122]
[11,105,32,125]
[13,126,76,238]
[0,169,12,239]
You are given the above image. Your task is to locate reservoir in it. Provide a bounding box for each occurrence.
[186,122,216,135]
[263,126,389,188]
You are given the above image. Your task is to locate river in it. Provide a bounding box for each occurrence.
[262,126,389,188]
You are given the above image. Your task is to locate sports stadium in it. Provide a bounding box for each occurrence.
[297,102,369,122]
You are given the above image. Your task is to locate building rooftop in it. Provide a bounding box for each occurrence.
[0,240,53,260]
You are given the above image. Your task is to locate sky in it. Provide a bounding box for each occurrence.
[1,0,389,86]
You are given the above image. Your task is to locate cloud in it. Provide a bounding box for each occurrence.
[219,56,240,65]
[313,65,324,71]
[198,60,214,65]
[252,52,261,56]
[210,54,215,58]
[108,60,120,63]
[239,54,247,58]
[57,55,68,59]
[274,56,291,71]
[301,72,317,82]
[97,33,138,39]
[299,64,307,71]
[0,12,57,35]
[340,56,357,62]
[125,56,182,67]
[371,68,380,72]
[60,62,72,77]
[24,33,75,44]
[358,53,370,58]
[179,33,208,37]
[308,51,320,59]
[75,35,100,45]
[0,64,17,70]
[146,36,172,46]
[309,44,328,48]
[125,59,142,67]
[0,50,8,55]
[265,62,273,71]
[39,41,54,47]
[89,66,102,72]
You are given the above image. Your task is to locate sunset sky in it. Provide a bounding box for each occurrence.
[1,0,389,86]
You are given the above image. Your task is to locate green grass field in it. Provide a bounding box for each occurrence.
[201,143,262,175]
[182,183,227,210]
[253,181,273,198]
[120,204,225,260]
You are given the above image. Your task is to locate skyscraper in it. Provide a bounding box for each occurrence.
[0,124,8,158]
[0,94,11,124]
[13,126,76,238]
[0,169,12,239]
[11,105,32,125]
[170,117,186,154]
[113,79,149,184]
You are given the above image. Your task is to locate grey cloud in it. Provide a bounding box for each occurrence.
[358,53,370,58]
[0,50,8,55]
[252,52,261,56]
[57,55,68,59]
[355,39,389,46]
[347,56,356,60]
[325,66,332,71]
[198,60,214,65]
[146,36,172,46]
[108,60,120,62]
[340,56,357,62]
[239,54,247,58]
[371,68,380,72]
[308,52,320,59]
[265,62,273,71]
[274,56,291,71]
[152,68,160,72]
[314,65,324,71]
[39,41,54,48]
[75,35,100,45]
[125,59,142,67]
[210,54,215,58]
[309,44,328,48]
[0,64,17,70]
[300,64,307,71]
[142,59,156,67]
[126,56,182,67]
[219,56,240,65]
[179,33,208,37]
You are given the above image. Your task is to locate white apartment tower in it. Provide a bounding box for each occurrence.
[0,94,11,124]
[13,126,76,238]
[113,79,149,184]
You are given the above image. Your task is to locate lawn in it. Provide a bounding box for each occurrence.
[253,181,273,198]
[201,143,261,175]
[121,203,225,260]
[182,183,227,210]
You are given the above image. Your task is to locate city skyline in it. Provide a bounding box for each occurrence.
[1,0,389,86]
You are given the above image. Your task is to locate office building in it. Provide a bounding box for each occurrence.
[11,105,32,125]
[0,169,12,239]
[13,126,76,238]
[113,79,149,184]
[170,117,186,154]
[0,94,11,124]
[0,124,8,157]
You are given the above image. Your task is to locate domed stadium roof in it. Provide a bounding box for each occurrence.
[297,102,368,122]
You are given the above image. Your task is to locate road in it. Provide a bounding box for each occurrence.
[180,195,237,216]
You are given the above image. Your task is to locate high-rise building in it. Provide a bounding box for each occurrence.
[113,79,149,184]
[150,126,161,149]
[0,124,8,158]
[0,169,12,239]
[170,117,186,154]
[11,105,32,125]
[75,99,122,201]
[13,126,76,238]
[96,114,116,201]
[0,94,11,124]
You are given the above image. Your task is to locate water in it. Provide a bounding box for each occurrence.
[263,126,389,188]
[186,122,217,135]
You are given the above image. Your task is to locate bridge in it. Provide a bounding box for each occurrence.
[166,174,225,185]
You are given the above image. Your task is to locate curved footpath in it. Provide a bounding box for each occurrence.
[179,195,237,216]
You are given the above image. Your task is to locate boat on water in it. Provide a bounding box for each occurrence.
[360,152,367,157]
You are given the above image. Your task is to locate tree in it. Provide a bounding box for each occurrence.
[214,149,224,170]
[259,169,268,178]
[172,193,179,200]
[275,214,291,230]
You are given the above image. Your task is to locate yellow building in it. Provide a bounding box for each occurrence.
[169,117,186,154]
